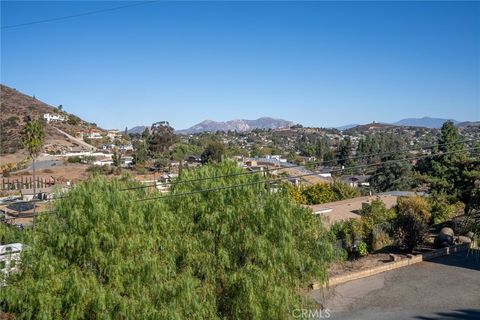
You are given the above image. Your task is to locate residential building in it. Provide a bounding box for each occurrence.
[43,113,67,123]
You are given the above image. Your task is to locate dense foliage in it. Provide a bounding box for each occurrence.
[286,181,360,205]
[1,162,336,319]
[393,196,431,252]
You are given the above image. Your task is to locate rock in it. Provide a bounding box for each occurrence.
[435,233,453,248]
[466,231,474,239]
[458,236,472,244]
[440,227,454,237]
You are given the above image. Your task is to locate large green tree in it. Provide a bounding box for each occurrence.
[1,162,336,319]
[147,121,176,155]
[201,141,225,164]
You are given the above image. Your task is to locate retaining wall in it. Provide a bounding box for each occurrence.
[312,243,471,290]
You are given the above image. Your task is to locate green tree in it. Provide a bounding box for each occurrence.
[22,118,45,216]
[201,141,225,164]
[147,121,175,155]
[1,163,336,319]
[369,161,413,192]
[132,140,148,164]
[112,149,121,168]
[337,137,353,167]
[416,121,467,196]
[0,177,212,319]
[301,183,335,205]
[167,162,336,318]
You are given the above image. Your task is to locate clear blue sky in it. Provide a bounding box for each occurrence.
[1,1,479,130]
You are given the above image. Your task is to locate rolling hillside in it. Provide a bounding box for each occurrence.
[0,84,103,161]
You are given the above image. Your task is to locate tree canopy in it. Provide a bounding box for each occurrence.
[1,162,336,319]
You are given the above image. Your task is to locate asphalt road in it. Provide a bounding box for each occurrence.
[310,250,480,320]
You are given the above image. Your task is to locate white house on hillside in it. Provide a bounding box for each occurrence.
[43,113,67,123]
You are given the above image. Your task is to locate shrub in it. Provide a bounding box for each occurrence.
[67,115,80,125]
[86,165,111,175]
[330,219,365,259]
[357,241,368,257]
[331,181,360,200]
[67,156,82,163]
[371,225,393,251]
[429,193,464,225]
[394,196,431,252]
[360,198,396,249]
[301,183,334,205]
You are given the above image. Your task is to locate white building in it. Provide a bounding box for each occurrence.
[43,113,67,123]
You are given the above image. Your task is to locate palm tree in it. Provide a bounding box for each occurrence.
[22,118,45,216]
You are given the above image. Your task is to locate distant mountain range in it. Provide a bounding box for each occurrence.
[176,117,297,134]
[127,126,148,134]
[129,116,478,135]
[392,117,460,129]
[336,117,478,130]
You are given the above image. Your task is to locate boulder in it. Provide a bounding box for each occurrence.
[466,231,474,239]
[440,227,454,237]
[457,236,472,244]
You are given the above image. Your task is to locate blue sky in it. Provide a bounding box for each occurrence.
[1,1,479,130]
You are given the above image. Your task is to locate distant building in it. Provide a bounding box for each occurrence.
[121,156,133,168]
[107,130,120,140]
[119,144,133,151]
[340,175,371,188]
[43,113,67,123]
[186,155,202,163]
[81,129,103,139]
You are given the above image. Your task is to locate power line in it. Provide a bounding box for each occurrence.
[5,146,478,217]
[1,1,158,30]
[4,142,478,206]
[135,147,480,202]
[120,138,478,191]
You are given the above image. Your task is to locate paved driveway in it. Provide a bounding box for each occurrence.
[310,250,480,320]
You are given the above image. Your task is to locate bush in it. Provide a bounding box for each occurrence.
[86,165,111,175]
[394,196,431,252]
[429,194,464,225]
[357,241,368,257]
[331,181,360,200]
[371,226,393,251]
[286,182,359,205]
[360,198,396,250]
[67,115,80,125]
[67,156,82,163]
[330,219,365,259]
[302,183,334,205]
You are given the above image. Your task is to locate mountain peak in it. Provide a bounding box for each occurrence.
[177,117,296,134]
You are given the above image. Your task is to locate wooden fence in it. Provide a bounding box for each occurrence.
[1,177,55,191]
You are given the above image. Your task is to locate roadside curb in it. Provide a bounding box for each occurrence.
[312,243,471,290]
